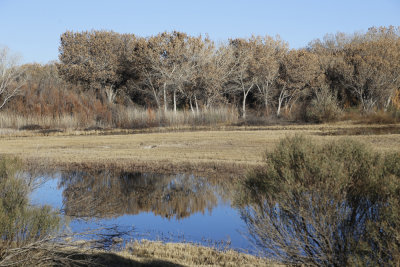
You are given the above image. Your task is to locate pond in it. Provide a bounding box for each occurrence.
[29,170,254,253]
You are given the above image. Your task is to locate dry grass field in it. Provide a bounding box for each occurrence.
[1,122,400,176]
[104,239,276,266]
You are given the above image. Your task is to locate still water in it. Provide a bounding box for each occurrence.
[30,170,253,253]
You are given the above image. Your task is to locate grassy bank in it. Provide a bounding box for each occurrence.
[70,239,277,266]
[0,123,399,176]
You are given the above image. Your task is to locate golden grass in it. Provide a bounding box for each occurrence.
[0,113,84,129]
[84,239,277,266]
[0,106,239,130]
[1,122,400,175]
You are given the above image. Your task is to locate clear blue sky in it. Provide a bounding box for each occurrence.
[0,0,399,64]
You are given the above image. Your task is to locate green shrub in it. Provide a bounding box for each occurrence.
[236,136,400,266]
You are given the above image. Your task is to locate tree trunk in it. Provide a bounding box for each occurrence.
[173,89,177,115]
[194,95,199,115]
[152,87,160,109]
[257,84,269,115]
[189,97,195,115]
[264,94,269,115]
[163,83,168,113]
[242,92,247,119]
[105,85,116,104]
[277,86,286,117]
[277,97,283,117]
[384,95,392,111]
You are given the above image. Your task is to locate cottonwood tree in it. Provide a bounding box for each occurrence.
[227,38,258,119]
[250,35,288,114]
[310,27,400,112]
[119,35,164,109]
[180,36,215,114]
[140,32,188,113]
[57,30,123,103]
[199,45,234,109]
[275,49,321,116]
[142,31,213,114]
[338,27,400,112]
[0,46,25,109]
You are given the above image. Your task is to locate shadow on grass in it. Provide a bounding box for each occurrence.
[55,250,185,267]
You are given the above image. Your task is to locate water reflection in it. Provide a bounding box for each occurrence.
[59,171,230,220]
[30,170,252,253]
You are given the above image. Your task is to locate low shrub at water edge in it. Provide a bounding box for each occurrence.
[236,135,400,266]
[0,156,62,266]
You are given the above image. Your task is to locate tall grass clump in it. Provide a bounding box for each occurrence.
[305,86,342,123]
[236,135,400,266]
[113,106,239,129]
[0,156,62,266]
[1,105,239,130]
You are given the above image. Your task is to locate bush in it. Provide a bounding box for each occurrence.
[236,136,400,266]
[305,86,342,123]
[0,157,61,265]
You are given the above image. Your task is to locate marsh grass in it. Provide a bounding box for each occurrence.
[0,113,83,130]
[0,106,239,131]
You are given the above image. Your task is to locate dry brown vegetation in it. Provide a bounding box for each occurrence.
[55,239,277,267]
[1,26,400,132]
[116,239,276,266]
[0,123,399,176]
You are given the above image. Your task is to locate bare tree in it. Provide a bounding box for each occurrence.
[227,38,257,119]
[275,49,321,116]
[142,32,189,114]
[180,35,215,115]
[200,45,234,109]
[250,35,288,115]
[0,46,25,109]
[339,27,400,112]
[119,35,165,109]
[309,26,400,112]
[142,32,213,115]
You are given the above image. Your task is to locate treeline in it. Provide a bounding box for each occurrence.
[56,26,400,121]
[2,26,400,129]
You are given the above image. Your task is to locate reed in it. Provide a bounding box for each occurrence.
[0,106,239,130]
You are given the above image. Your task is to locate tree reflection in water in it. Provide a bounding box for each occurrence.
[58,171,231,220]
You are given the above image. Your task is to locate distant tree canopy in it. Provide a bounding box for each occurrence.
[54,26,400,119]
